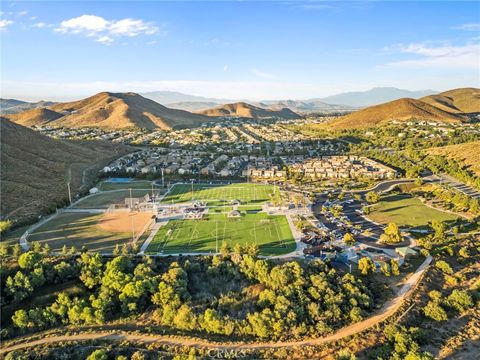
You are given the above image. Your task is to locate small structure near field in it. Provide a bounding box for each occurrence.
[228,209,241,218]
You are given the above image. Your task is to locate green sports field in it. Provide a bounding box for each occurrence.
[146,212,296,256]
[145,183,296,256]
[162,183,282,206]
[368,194,458,228]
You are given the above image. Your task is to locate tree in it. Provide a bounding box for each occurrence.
[113,244,120,256]
[430,220,446,238]
[12,244,23,257]
[18,251,42,270]
[86,349,108,360]
[380,223,402,244]
[220,241,230,258]
[390,259,400,276]
[447,289,473,313]
[343,233,355,246]
[78,253,104,289]
[365,191,380,204]
[0,243,9,258]
[0,220,12,234]
[380,262,391,276]
[358,257,376,275]
[435,260,453,275]
[423,300,448,321]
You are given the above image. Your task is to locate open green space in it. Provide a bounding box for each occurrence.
[162,183,281,205]
[146,212,295,256]
[28,212,132,252]
[368,194,458,228]
[72,190,155,209]
[98,180,156,191]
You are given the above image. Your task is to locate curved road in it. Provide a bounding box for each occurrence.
[0,256,432,355]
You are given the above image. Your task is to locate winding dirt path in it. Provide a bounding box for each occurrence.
[0,256,432,355]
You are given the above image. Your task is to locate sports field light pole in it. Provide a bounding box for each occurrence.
[67,182,72,206]
[215,220,218,253]
[129,188,135,242]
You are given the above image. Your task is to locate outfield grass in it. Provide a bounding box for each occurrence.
[146,212,295,256]
[28,212,133,252]
[368,194,458,228]
[72,190,155,209]
[98,180,155,191]
[162,183,281,205]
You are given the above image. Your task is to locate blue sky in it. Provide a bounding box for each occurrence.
[1,1,479,101]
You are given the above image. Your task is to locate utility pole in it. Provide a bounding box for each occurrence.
[67,182,72,205]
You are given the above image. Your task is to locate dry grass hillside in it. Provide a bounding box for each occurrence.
[420,88,480,114]
[0,119,132,224]
[426,141,480,177]
[200,102,301,119]
[4,92,213,130]
[330,97,466,129]
[6,108,63,127]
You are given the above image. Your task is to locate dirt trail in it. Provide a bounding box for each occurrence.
[0,256,432,355]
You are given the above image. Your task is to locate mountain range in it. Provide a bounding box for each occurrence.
[318,87,437,107]
[2,92,215,130]
[1,93,304,129]
[0,98,57,115]
[330,88,479,129]
[2,87,478,131]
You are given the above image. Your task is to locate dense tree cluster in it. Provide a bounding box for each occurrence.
[3,247,377,341]
[415,185,480,215]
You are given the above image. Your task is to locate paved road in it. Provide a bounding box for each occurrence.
[0,256,432,354]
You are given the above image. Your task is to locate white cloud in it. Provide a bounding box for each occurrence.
[0,19,14,30]
[16,11,28,17]
[55,14,160,44]
[456,23,480,31]
[386,42,480,69]
[96,35,114,45]
[223,65,229,72]
[32,22,53,29]
[251,68,277,79]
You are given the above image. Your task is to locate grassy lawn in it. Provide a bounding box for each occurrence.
[72,190,154,209]
[368,194,458,228]
[28,212,133,252]
[98,180,155,191]
[162,183,281,205]
[146,212,295,256]
[1,225,30,246]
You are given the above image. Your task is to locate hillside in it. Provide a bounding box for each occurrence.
[200,102,301,119]
[420,88,480,114]
[318,87,436,107]
[0,119,131,224]
[426,141,480,177]
[4,92,214,130]
[5,108,63,127]
[330,98,465,129]
[0,99,56,115]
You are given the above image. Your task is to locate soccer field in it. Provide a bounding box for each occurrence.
[162,183,281,205]
[146,212,296,256]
